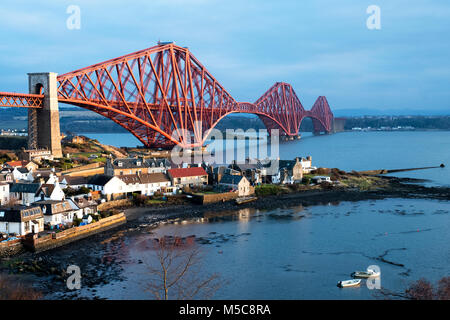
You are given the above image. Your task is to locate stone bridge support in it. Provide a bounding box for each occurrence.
[27,72,62,158]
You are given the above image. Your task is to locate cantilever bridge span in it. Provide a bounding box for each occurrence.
[0,43,334,149]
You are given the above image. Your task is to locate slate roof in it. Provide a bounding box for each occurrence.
[219,174,244,185]
[87,175,111,186]
[37,184,56,197]
[118,173,170,185]
[16,167,29,174]
[10,183,41,194]
[0,205,43,223]
[111,157,171,169]
[60,175,88,185]
[72,196,97,209]
[35,200,73,215]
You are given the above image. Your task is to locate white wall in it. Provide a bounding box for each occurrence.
[0,184,9,205]
[0,221,21,235]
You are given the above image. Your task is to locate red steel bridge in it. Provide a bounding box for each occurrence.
[0,42,334,149]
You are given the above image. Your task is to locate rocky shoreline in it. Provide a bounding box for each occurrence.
[1,176,449,299]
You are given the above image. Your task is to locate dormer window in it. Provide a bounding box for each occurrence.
[118,162,123,167]
[136,161,141,166]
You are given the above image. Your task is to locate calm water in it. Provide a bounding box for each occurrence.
[73,198,450,300]
[85,131,450,186]
[72,131,450,300]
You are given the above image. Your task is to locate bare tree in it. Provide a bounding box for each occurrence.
[2,196,19,208]
[380,276,450,300]
[144,238,222,300]
[405,278,435,300]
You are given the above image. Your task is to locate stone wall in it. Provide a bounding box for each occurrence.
[60,162,104,175]
[98,199,132,211]
[0,238,25,258]
[191,191,238,204]
[23,212,126,253]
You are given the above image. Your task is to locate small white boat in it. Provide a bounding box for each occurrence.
[351,268,380,278]
[338,279,361,288]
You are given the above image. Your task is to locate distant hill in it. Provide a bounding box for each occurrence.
[333,108,450,117]
[2,106,450,133]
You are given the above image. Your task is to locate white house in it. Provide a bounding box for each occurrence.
[71,195,98,216]
[102,173,176,200]
[58,176,89,190]
[45,172,60,185]
[65,198,84,219]
[119,173,174,196]
[299,156,316,173]
[312,176,331,184]
[36,200,78,227]
[12,167,34,182]
[0,182,9,206]
[0,205,44,236]
[36,182,65,201]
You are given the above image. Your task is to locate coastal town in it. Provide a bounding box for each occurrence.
[0,134,336,256]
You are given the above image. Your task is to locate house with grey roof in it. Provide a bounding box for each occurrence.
[36,183,65,202]
[9,183,41,205]
[35,199,78,227]
[105,157,171,176]
[219,174,253,197]
[12,167,34,182]
[0,205,44,236]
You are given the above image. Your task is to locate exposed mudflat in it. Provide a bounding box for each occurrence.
[1,176,449,299]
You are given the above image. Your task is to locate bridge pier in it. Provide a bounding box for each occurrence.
[27,73,62,158]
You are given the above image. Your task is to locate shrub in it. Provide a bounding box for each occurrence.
[73,218,82,226]
[132,193,147,206]
[255,184,283,196]
[311,167,331,175]
[302,177,311,185]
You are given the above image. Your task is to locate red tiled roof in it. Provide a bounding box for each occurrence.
[168,167,207,178]
[6,160,29,168]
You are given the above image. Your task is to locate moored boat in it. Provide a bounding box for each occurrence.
[337,279,361,288]
[351,268,380,278]
[235,196,258,205]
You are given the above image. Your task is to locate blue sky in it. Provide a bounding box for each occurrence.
[0,0,449,111]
